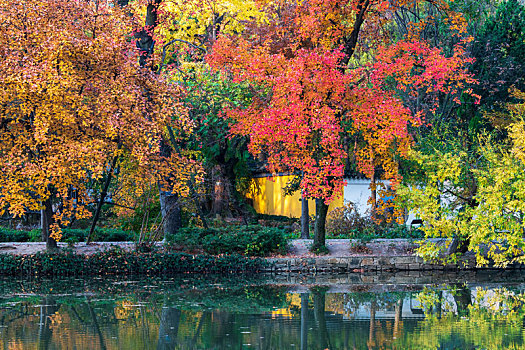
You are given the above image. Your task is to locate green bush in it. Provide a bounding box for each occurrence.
[0,227,136,243]
[167,225,289,256]
[0,227,40,242]
[0,248,264,276]
[253,213,298,230]
[255,213,297,224]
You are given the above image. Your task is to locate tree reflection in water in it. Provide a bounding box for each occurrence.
[0,277,525,349]
[38,296,58,350]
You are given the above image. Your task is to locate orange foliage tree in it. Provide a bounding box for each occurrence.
[0,0,194,249]
[208,0,476,249]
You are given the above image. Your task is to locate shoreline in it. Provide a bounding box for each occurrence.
[0,239,522,274]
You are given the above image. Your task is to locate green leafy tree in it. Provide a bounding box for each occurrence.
[180,69,255,218]
[399,91,525,266]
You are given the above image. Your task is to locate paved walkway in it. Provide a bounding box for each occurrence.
[285,239,415,257]
[0,239,417,257]
[0,242,136,255]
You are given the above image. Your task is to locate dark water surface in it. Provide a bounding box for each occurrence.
[1,271,525,349]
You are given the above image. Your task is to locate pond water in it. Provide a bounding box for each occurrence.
[1,272,525,349]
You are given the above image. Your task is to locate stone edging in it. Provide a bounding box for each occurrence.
[263,255,524,273]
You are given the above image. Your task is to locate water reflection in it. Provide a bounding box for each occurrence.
[0,275,525,349]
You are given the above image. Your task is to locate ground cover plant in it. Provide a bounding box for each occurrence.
[0,248,264,276]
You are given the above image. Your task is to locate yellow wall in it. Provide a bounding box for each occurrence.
[246,175,343,218]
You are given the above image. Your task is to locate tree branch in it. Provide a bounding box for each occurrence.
[443,188,473,204]
[159,39,207,73]
[102,201,135,211]
[341,0,370,66]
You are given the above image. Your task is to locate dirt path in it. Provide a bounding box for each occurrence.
[0,239,417,257]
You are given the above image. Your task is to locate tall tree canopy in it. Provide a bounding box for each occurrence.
[0,0,194,248]
[398,0,525,264]
[207,0,477,248]
[127,0,267,220]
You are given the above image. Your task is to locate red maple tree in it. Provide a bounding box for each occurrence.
[208,0,477,249]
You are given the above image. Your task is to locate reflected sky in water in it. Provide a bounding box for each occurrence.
[1,273,525,349]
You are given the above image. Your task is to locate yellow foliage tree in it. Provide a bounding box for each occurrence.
[0,0,194,249]
[399,90,525,267]
[130,0,267,74]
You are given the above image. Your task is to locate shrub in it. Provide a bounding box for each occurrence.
[166,225,289,256]
[0,248,265,276]
[252,214,298,232]
[326,202,369,237]
[326,202,424,240]
[0,227,40,242]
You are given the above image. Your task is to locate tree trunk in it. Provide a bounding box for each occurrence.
[86,299,108,350]
[368,300,377,348]
[437,291,443,319]
[394,298,403,339]
[313,291,329,350]
[446,237,470,256]
[157,303,181,350]
[370,172,377,220]
[189,311,208,348]
[300,293,309,350]
[211,165,230,216]
[446,195,477,256]
[128,0,182,240]
[38,296,59,350]
[209,160,250,220]
[159,190,182,237]
[86,153,118,244]
[158,138,183,238]
[313,199,328,251]
[41,197,57,251]
[301,192,310,239]
[452,284,472,317]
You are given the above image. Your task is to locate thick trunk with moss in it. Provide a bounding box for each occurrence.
[313,199,328,251]
[210,164,232,217]
[159,190,182,237]
[209,156,251,220]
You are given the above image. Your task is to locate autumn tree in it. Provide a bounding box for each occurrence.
[207,0,476,250]
[0,0,193,249]
[397,0,525,260]
[399,91,525,267]
[119,0,266,226]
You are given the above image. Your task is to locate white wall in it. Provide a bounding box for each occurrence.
[342,178,422,226]
[343,178,388,216]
